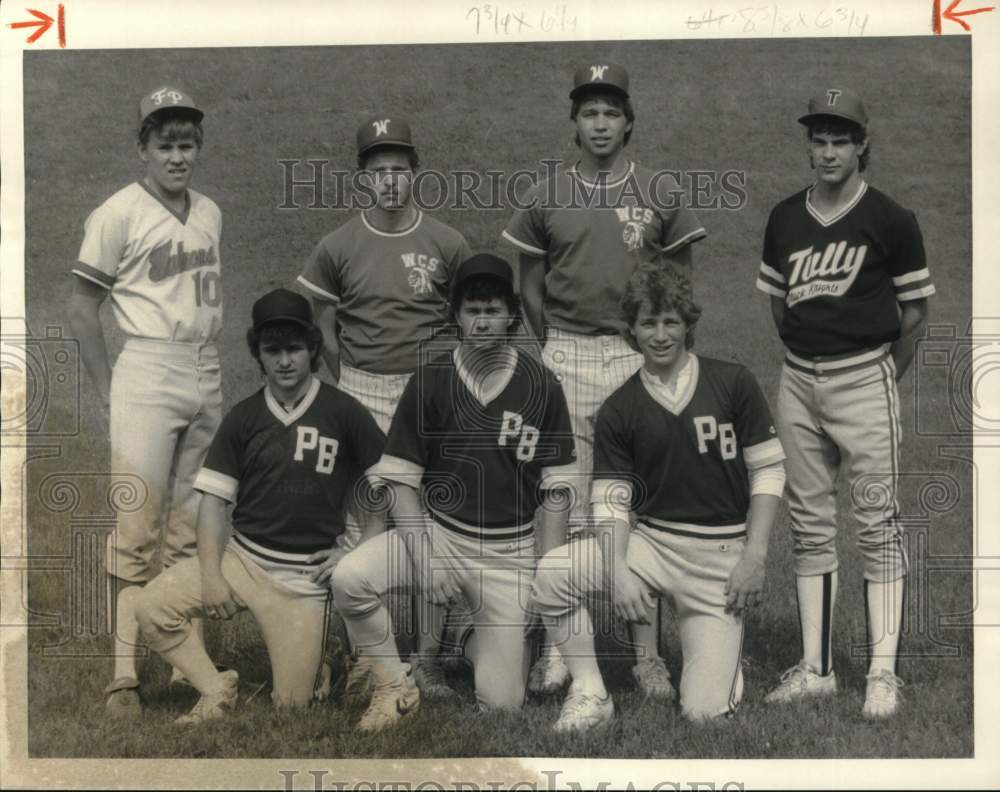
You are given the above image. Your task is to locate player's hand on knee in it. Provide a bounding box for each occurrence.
[425,567,461,607]
[308,546,346,586]
[202,575,244,620]
[613,570,654,624]
[724,557,765,614]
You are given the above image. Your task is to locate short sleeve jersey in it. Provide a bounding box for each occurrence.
[593,356,785,533]
[756,183,935,357]
[74,182,223,343]
[297,211,471,374]
[193,378,385,553]
[378,349,577,541]
[502,161,706,335]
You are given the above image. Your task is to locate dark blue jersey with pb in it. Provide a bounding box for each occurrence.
[193,378,385,554]
[757,183,934,357]
[593,356,784,530]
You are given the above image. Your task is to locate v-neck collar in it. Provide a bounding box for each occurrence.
[139,180,191,224]
[454,346,517,408]
[805,180,867,227]
[264,377,320,426]
[640,354,699,416]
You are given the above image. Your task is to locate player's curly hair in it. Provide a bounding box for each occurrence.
[138,109,204,148]
[805,119,870,173]
[246,321,324,375]
[620,261,702,350]
[570,87,635,147]
[357,144,420,171]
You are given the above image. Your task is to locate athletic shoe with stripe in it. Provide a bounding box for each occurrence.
[764,661,837,704]
[527,648,571,695]
[863,669,904,719]
[553,687,614,733]
[632,656,676,700]
[174,670,239,726]
[358,666,420,732]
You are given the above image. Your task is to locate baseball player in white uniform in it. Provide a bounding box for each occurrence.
[68,86,223,718]
[756,89,934,718]
[502,62,706,698]
[134,289,387,722]
[296,116,471,698]
[332,254,577,731]
[530,263,785,731]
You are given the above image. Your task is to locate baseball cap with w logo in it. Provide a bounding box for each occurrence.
[798,88,868,128]
[570,63,630,99]
[357,116,415,156]
[139,85,204,125]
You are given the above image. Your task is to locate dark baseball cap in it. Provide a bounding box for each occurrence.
[252,289,313,330]
[357,116,415,156]
[798,88,868,128]
[452,253,515,303]
[139,85,204,125]
[570,63,630,99]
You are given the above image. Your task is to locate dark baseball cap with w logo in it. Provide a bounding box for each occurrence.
[139,85,204,125]
[798,88,868,127]
[570,63,630,98]
[357,116,415,156]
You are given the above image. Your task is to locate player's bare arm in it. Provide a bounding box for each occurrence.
[768,294,786,335]
[597,513,653,625]
[891,298,930,380]
[661,243,693,277]
[518,252,547,345]
[67,277,112,419]
[312,298,341,383]
[196,493,244,620]
[389,482,459,606]
[725,487,782,613]
[536,487,572,561]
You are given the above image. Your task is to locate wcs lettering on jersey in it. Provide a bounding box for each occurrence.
[193,378,385,554]
[73,182,223,343]
[756,182,935,357]
[297,211,471,374]
[502,161,706,336]
[592,356,784,532]
[373,349,577,541]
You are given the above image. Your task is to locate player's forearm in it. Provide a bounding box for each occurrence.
[196,494,232,580]
[536,487,571,559]
[744,493,781,563]
[356,482,389,544]
[68,297,112,407]
[768,295,786,337]
[320,342,341,384]
[518,253,546,344]
[388,482,429,571]
[662,243,693,275]
[595,517,631,582]
[890,299,929,380]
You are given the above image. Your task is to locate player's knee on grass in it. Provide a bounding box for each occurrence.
[680,676,742,724]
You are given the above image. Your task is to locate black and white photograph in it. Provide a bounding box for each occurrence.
[1,0,997,788]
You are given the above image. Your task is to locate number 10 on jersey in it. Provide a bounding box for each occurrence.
[191,270,221,307]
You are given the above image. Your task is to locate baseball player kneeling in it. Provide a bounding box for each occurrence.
[530,264,786,731]
[332,253,577,731]
[134,289,387,723]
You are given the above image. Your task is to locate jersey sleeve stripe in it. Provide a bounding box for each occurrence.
[591,477,632,522]
[370,453,424,488]
[295,275,341,303]
[896,282,936,301]
[743,438,786,469]
[539,462,578,491]
[892,268,932,286]
[501,230,546,257]
[748,462,787,498]
[72,263,115,289]
[759,262,786,284]
[193,468,238,502]
[661,227,708,254]
[756,278,787,298]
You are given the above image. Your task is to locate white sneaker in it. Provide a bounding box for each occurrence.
[863,669,904,719]
[527,649,571,695]
[174,670,239,726]
[632,656,676,700]
[409,653,456,699]
[553,688,614,733]
[765,661,837,704]
[358,666,420,732]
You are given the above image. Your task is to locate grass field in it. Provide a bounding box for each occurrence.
[17,37,974,761]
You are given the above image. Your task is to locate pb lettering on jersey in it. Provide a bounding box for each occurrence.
[74,182,223,343]
[757,183,935,357]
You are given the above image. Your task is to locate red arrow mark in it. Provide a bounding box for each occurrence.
[7,5,65,46]
[934,0,995,33]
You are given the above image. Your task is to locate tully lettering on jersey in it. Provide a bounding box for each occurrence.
[147,241,218,282]
[785,241,866,306]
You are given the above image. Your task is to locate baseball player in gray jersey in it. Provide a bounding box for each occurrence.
[757,89,935,718]
[68,86,223,718]
[503,62,706,699]
[297,116,471,699]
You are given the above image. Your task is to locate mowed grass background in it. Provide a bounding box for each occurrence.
[20,38,973,759]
